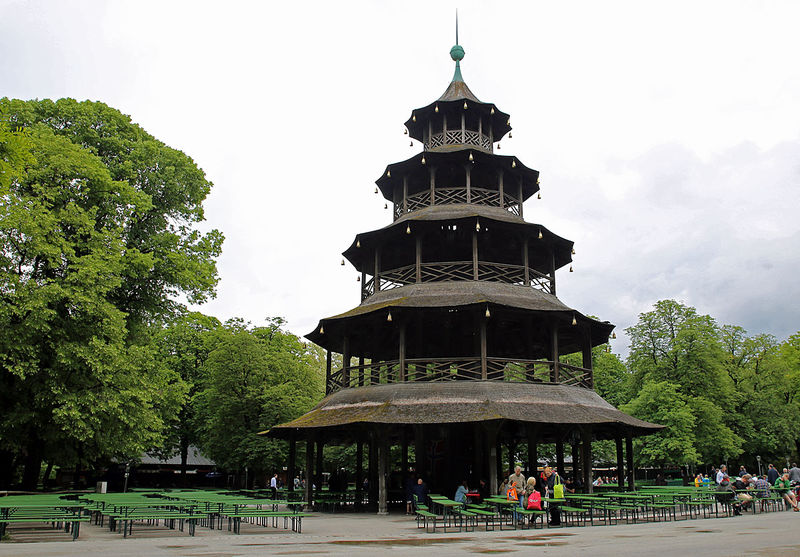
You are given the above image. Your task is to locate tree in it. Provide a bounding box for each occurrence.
[0,98,221,488]
[621,381,699,467]
[194,319,324,486]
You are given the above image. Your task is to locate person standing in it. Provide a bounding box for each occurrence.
[508,466,526,508]
[767,464,779,484]
[789,463,800,484]
[270,473,278,498]
[716,465,727,485]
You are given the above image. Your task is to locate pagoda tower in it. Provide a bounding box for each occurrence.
[269,40,661,513]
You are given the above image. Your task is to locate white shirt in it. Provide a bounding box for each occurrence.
[270,476,277,488]
[716,470,725,484]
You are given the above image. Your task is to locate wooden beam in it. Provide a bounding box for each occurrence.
[582,328,593,388]
[356,441,364,508]
[374,249,381,292]
[465,164,472,203]
[522,236,530,285]
[402,176,408,214]
[398,323,406,382]
[616,435,625,489]
[498,169,504,208]
[429,166,436,206]
[550,250,556,296]
[480,318,487,380]
[288,438,296,492]
[626,433,635,491]
[415,237,421,283]
[377,436,389,515]
[305,439,314,509]
[472,229,479,280]
[551,324,560,383]
[518,178,524,218]
[582,428,593,494]
[325,350,332,395]
[342,337,350,388]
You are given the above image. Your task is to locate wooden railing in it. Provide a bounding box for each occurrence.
[394,187,521,219]
[326,357,593,394]
[426,130,493,152]
[362,261,552,300]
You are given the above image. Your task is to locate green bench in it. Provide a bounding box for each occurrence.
[414,509,440,533]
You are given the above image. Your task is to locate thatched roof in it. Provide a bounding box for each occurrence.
[265,382,662,441]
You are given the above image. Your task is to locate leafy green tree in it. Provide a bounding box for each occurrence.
[621,381,699,467]
[194,319,324,486]
[0,98,221,488]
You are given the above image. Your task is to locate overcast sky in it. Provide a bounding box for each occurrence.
[2,0,799,356]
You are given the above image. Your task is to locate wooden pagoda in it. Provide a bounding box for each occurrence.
[267,41,662,513]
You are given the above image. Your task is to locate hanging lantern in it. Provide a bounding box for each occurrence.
[463,101,468,110]
[569,265,573,272]
[611,332,617,339]
[340,259,345,266]
[421,156,426,165]
[404,128,408,135]
[406,224,411,234]
[468,152,474,162]
[485,306,491,318]
[435,105,439,113]
[538,229,543,239]
[319,325,324,334]
[387,169,391,177]
[490,107,495,115]
[387,312,393,322]
[572,315,577,326]
[511,159,516,168]
[475,220,481,232]
[356,239,361,248]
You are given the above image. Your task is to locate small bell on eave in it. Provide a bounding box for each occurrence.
[421,156,426,165]
[511,159,516,168]
[356,239,361,248]
[384,203,388,209]
[435,105,439,113]
[537,193,541,200]
[508,132,512,138]
[497,143,501,150]
[611,332,617,339]
[412,114,416,122]
[319,325,324,334]
[341,259,345,266]
[406,224,411,234]
[475,220,481,232]
[463,101,468,110]
[409,141,413,147]
[572,315,577,326]
[538,229,543,240]
[571,248,576,255]
[485,306,491,318]
[569,265,574,272]
[374,187,379,194]
[387,311,393,322]
[468,152,474,162]
[490,107,495,115]
[387,169,391,177]
[356,275,361,282]
[404,128,408,135]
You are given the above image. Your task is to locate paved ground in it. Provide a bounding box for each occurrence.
[1,508,800,556]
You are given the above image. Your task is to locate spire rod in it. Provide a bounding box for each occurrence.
[456,9,459,45]
[449,12,465,83]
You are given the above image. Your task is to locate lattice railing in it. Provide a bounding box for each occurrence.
[397,187,522,220]
[426,130,493,152]
[326,357,593,393]
[364,261,552,296]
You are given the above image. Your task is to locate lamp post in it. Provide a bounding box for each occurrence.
[123,462,131,493]
[756,455,762,477]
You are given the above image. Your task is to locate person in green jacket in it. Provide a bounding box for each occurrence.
[774,474,799,511]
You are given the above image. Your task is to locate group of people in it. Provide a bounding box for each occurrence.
[706,463,800,515]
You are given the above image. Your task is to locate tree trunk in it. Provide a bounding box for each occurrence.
[21,440,42,491]
[0,450,16,489]
[180,436,189,488]
[42,461,54,490]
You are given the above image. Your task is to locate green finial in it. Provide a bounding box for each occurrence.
[450,10,465,81]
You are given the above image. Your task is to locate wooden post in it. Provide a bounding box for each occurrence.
[488,429,499,494]
[571,439,580,483]
[480,318,487,380]
[315,439,324,495]
[522,236,530,285]
[374,249,381,292]
[429,166,436,206]
[518,179,524,218]
[582,329,593,388]
[398,323,406,382]
[288,438,296,492]
[626,434,635,491]
[377,435,389,515]
[489,123,493,146]
[472,229,479,280]
[550,251,557,296]
[402,435,409,476]
[361,270,366,300]
[305,439,314,509]
[461,112,465,143]
[551,324,560,383]
[402,176,408,214]
[616,435,625,489]
[342,336,350,388]
[325,350,332,395]
[465,164,472,203]
[556,436,566,478]
[498,170,504,208]
[582,428,593,494]
[415,237,421,283]
[368,436,378,510]
[358,356,364,387]
[508,441,516,475]
[356,441,364,507]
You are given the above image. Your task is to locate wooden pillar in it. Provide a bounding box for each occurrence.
[522,236,530,285]
[361,270,366,300]
[461,112,465,143]
[489,429,499,494]
[356,441,364,507]
[368,436,378,510]
[495,438,503,487]
[465,164,472,203]
[571,439,580,483]
[342,337,350,388]
[550,251,557,296]
[415,237,422,283]
[626,434,635,491]
[315,439,324,494]
[377,435,389,515]
[429,166,436,206]
[582,428,593,494]
[489,123,493,146]
[398,323,406,382]
[288,438,296,492]
[305,439,314,508]
[472,229,479,280]
[507,441,516,476]
[402,435,409,475]
[518,178,524,218]
[358,356,364,387]
[480,319,487,380]
[402,176,408,214]
[556,436,566,478]
[582,329,593,388]
[325,350,332,394]
[374,249,381,292]
[527,426,538,478]
[616,435,625,489]
[498,169,504,208]
[550,324,560,383]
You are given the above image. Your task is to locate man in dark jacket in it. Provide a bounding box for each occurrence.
[767,464,780,484]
